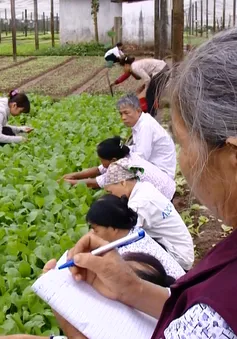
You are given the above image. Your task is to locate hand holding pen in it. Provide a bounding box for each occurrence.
[63,230,145,303]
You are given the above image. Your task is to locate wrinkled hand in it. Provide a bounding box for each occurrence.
[64,179,78,185]
[68,233,140,303]
[21,137,28,143]
[24,127,34,133]
[63,173,78,180]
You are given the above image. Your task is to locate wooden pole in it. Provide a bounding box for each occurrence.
[206,0,208,38]
[22,11,24,34]
[0,18,2,43]
[56,13,59,34]
[5,9,7,36]
[191,4,194,35]
[233,0,236,26]
[24,9,28,37]
[213,0,216,32]
[172,0,184,64]
[51,0,55,47]
[160,0,168,59]
[43,12,46,35]
[200,0,203,36]
[34,0,39,50]
[189,0,192,35]
[154,0,160,58]
[195,1,198,36]
[222,0,226,29]
[10,0,17,61]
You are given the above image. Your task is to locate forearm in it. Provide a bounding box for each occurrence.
[6,125,28,134]
[69,167,100,180]
[114,72,131,85]
[0,133,23,143]
[1,336,48,339]
[78,178,100,188]
[122,279,169,319]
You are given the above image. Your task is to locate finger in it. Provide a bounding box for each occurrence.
[73,252,104,272]
[43,259,57,273]
[72,233,108,257]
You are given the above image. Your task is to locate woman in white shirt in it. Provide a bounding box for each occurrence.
[104,159,194,271]
[86,193,185,281]
[62,136,176,200]
[0,90,33,145]
[112,56,170,116]
[104,42,124,63]
[117,94,176,180]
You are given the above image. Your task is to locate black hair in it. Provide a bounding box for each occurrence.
[97,136,130,160]
[116,42,123,48]
[119,56,135,66]
[8,90,30,113]
[86,194,137,230]
[123,252,175,287]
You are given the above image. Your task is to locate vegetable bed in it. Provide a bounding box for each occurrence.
[0,57,28,71]
[0,93,127,335]
[22,57,104,97]
[0,57,70,92]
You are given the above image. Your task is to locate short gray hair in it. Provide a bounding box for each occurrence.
[171,28,237,150]
[117,94,140,111]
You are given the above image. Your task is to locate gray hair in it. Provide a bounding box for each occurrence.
[171,28,237,149]
[117,94,141,111]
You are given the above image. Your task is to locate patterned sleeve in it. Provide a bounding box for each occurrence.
[98,165,107,174]
[164,303,236,339]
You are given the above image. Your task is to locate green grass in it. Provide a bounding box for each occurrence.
[0,34,60,56]
[183,34,211,47]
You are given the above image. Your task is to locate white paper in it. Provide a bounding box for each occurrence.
[32,251,157,339]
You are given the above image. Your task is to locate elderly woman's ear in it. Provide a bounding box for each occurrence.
[226,137,237,148]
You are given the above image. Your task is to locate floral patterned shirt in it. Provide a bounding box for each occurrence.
[164,303,236,339]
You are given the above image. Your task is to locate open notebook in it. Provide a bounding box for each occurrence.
[32,251,157,339]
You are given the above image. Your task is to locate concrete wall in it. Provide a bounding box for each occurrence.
[122,0,172,47]
[60,0,122,44]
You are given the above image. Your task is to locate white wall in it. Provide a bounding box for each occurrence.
[122,0,171,47]
[60,0,122,44]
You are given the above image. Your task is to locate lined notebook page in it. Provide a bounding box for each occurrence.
[32,252,157,339]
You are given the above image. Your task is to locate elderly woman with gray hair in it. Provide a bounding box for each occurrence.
[46,29,237,338]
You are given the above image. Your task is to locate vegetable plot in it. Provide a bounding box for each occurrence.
[0,94,127,335]
[22,57,104,97]
[0,57,70,92]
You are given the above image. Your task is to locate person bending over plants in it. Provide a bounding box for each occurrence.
[0,90,33,145]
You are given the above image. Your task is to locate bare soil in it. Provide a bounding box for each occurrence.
[173,190,224,263]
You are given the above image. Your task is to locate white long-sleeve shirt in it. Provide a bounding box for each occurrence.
[0,98,28,143]
[128,181,194,271]
[129,112,176,179]
[96,152,176,200]
[104,46,124,59]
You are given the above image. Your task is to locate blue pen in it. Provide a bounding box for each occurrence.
[58,229,145,270]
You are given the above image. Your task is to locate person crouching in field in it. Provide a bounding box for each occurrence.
[104,42,124,63]
[0,90,33,145]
